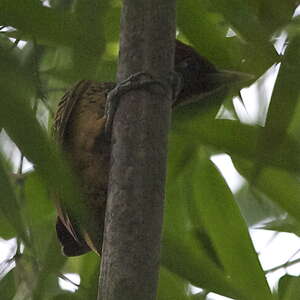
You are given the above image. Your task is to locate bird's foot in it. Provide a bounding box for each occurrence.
[104,71,182,138]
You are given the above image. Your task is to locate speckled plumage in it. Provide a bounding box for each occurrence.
[53,80,114,256]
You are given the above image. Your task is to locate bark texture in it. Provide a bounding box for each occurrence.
[98,1,176,299]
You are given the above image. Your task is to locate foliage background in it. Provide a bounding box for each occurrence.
[0,0,300,299]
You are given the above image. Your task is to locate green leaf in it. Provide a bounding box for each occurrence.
[0,50,95,253]
[32,233,67,300]
[0,154,28,244]
[255,0,297,34]
[234,158,300,224]
[176,0,230,67]
[187,150,272,299]
[0,213,16,239]
[209,0,279,73]
[76,253,99,299]
[257,216,300,236]
[0,269,16,299]
[0,0,111,79]
[161,230,241,299]
[256,34,300,170]
[67,0,109,78]
[157,267,190,300]
[165,144,242,297]
[23,171,53,221]
[0,39,35,98]
[0,0,77,47]
[277,275,300,300]
[166,148,237,298]
[52,292,82,300]
[235,184,284,226]
[172,116,300,175]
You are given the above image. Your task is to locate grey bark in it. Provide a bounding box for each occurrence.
[98,1,176,300]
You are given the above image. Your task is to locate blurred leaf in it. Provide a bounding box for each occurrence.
[0,269,15,299]
[0,0,113,81]
[172,115,300,175]
[256,34,300,171]
[285,16,300,40]
[187,149,272,299]
[209,0,270,40]
[0,154,28,244]
[0,0,77,47]
[164,153,243,296]
[256,0,297,34]
[0,213,16,239]
[176,0,230,67]
[69,0,109,78]
[52,292,82,300]
[0,38,35,98]
[235,184,284,226]
[23,171,53,228]
[32,233,67,300]
[257,216,300,236]
[209,0,279,74]
[167,141,223,268]
[161,230,241,299]
[234,158,300,224]
[277,275,300,300]
[157,267,190,300]
[76,253,99,299]
[190,291,209,300]
[165,156,240,297]
[0,45,96,261]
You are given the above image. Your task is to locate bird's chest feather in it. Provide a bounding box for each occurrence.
[64,87,111,207]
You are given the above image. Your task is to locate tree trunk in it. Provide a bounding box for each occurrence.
[98,1,176,300]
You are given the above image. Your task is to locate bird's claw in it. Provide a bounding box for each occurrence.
[104,71,182,138]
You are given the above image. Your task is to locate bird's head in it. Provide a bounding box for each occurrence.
[174,40,253,106]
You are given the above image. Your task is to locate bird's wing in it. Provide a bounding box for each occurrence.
[52,80,93,255]
[52,80,115,256]
[52,80,92,144]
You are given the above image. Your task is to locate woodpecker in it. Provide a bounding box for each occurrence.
[53,40,249,256]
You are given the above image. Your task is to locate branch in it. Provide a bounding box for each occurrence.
[98,1,176,300]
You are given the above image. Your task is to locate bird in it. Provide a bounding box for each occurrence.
[53,39,250,256]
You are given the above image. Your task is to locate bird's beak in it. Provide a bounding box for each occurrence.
[175,69,254,108]
[207,69,255,87]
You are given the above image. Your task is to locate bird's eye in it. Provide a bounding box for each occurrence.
[176,57,195,71]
